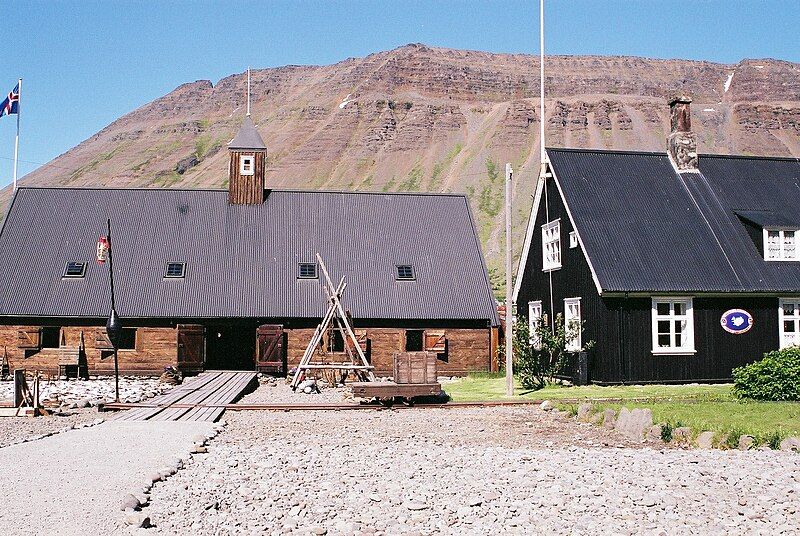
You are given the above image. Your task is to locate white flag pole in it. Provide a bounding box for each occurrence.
[246,67,251,117]
[539,0,545,165]
[12,78,21,191]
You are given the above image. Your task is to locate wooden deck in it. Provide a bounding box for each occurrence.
[114,371,257,422]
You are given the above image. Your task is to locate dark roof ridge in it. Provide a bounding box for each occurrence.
[13,185,468,198]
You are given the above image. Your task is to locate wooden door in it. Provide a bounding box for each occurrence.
[177,324,205,373]
[256,324,284,374]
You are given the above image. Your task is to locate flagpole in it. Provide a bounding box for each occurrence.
[13,78,21,191]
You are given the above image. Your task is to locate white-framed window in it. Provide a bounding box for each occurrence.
[651,297,695,354]
[542,220,561,271]
[569,231,578,249]
[528,300,542,349]
[779,298,800,349]
[564,298,582,352]
[764,229,797,261]
[240,155,255,176]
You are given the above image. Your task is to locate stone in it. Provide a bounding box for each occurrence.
[191,445,208,454]
[405,501,428,511]
[647,424,663,441]
[672,427,692,445]
[150,472,164,483]
[602,408,616,429]
[779,437,800,452]
[576,403,593,422]
[311,527,328,535]
[696,431,715,449]
[120,493,140,511]
[77,399,90,408]
[614,407,652,440]
[738,435,755,450]
[468,496,483,507]
[123,513,151,528]
[539,400,554,411]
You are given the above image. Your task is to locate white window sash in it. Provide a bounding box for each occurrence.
[528,300,542,349]
[564,297,581,352]
[651,297,695,354]
[240,156,255,176]
[779,298,800,349]
[764,228,799,261]
[541,220,561,271]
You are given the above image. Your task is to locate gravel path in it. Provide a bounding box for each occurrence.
[141,391,800,535]
[0,420,211,535]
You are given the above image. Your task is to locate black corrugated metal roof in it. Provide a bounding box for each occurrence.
[0,187,498,324]
[547,148,800,293]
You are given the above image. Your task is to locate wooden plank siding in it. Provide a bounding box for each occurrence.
[517,175,785,384]
[228,150,265,205]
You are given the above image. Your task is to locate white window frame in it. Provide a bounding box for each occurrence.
[541,219,561,271]
[564,298,582,352]
[528,300,542,349]
[569,231,578,249]
[779,298,800,349]
[763,228,798,261]
[651,297,695,355]
[240,155,255,176]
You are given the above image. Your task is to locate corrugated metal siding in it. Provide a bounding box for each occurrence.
[547,148,800,293]
[0,188,499,325]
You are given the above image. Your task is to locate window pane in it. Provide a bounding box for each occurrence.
[674,332,683,347]
[656,303,670,316]
[658,334,671,347]
[673,302,685,316]
[785,321,797,333]
[657,320,671,335]
[784,303,797,316]
[674,320,684,335]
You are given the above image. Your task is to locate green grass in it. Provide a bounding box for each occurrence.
[444,375,800,440]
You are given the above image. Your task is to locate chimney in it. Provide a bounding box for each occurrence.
[667,96,698,171]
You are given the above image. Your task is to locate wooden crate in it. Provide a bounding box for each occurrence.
[393,351,437,385]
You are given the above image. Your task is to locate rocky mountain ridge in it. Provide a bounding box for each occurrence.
[8,44,800,290]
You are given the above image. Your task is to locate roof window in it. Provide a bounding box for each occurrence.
[63,262,86,278]
[764,229,798,261]
[165,262,186,278]
[396,265,415,280]
[298,263,318,279]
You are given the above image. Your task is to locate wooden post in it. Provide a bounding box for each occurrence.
[505,163,514,397]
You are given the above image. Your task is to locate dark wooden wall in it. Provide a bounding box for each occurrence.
[228,150,266,204]
[516,175,782,384]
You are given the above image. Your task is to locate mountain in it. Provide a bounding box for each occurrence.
[7,44,800,293]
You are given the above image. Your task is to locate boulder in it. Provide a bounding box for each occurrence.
[738,435,755,450]
[602,408,617,429]
[615,407,653,441]
[123,513,151,528]
[539,400,553,411]
[576,403,594,422]
[696,431,715,449]
[779,437,800,452]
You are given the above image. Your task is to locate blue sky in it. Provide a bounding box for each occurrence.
[1,0,797,188]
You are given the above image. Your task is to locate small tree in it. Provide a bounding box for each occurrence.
[512,313,590,390]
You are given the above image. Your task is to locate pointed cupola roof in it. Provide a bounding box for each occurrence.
[228,115,266,150]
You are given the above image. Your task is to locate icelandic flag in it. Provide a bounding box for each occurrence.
[0,83,19,118]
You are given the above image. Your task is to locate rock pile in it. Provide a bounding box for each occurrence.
[0,376,173,409]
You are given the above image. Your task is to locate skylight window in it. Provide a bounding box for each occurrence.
[396,265,415,280]
[63,262,86,278]
[298,263,318,279]
[764,229,797,261]
[165,262,186,278]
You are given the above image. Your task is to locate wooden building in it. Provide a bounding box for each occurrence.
[0,115,499,377]
[515,97,800,384]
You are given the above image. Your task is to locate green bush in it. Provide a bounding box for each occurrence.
[732,347,800,401]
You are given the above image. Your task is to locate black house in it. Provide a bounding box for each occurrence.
[515,97,800,384]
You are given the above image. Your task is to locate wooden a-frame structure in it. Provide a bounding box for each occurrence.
[290,254,375,390]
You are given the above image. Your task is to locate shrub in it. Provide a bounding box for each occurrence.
[732,347,800,401]
[724,428,745,450]
[511,313,592,391]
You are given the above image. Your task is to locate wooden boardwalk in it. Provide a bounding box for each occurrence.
[114,371,257,422]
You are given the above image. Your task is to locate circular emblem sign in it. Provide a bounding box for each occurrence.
[720,309,753,334]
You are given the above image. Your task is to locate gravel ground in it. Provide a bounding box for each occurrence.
[141,387,800,535]
[0,420,211,535]
[242,376,354,405]
[0,376,173,408]
[0,408,99,448]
